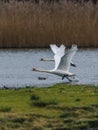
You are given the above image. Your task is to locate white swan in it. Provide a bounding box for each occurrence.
[40,44,76,67]
[33,44,77,82]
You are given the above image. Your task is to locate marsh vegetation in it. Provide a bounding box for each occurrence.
[0,1,98,48]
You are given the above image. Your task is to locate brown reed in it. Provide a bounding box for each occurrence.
[0,0,98,48]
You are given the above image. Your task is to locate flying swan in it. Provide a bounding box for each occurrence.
[40,44,76,67]
[33,44,77,82]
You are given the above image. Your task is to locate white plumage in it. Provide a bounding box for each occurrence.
[33,44,77,82]
[40,44,76,67]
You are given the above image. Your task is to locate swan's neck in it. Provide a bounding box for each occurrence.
[46,59,54,61]
[33,68,51,73]
[41,58,54,61]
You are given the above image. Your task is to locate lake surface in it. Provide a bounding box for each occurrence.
[0,48,98,88]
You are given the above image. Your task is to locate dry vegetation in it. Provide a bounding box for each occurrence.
[0,0,98,48]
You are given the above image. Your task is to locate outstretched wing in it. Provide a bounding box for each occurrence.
[50,44,66,54]
[50,44,59,54]
[53,45,65,70]
[59,44,66,51]
[57,44,77,71]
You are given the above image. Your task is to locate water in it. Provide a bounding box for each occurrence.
[0,48,98,88]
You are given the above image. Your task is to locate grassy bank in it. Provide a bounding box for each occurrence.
[0,84,98,130]
[0,1,98,48]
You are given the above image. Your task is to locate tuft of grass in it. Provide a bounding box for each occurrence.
[75,98,81,102]
[12,117,25,124]
[60,111,78,118]
[0,106,12,112]
[87,119,98,128]
[30,94,40,101]
[32,100,58,107]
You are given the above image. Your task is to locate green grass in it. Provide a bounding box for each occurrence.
[0,84,98,130]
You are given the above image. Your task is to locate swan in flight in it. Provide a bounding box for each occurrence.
[40,44,76,67]
[33,44,78,82]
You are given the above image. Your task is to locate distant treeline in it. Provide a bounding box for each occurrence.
[0,1,98,48]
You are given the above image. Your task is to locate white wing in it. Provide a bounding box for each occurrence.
[53,45,65,70]
[59,44,66,51]
[50,44,66,54]
[57,44,77,71]
[50,44,59,54]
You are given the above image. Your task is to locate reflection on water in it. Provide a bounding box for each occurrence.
[0,48,98,88]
